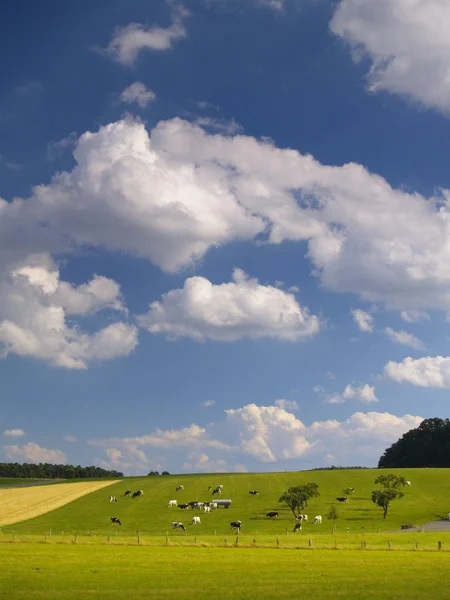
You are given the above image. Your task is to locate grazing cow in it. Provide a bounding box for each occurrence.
[336,497,348,503]
[313,515,322,525]
[266,511,278,519]
[178,504,189,510]
[176,485,184,492]
[172,521,186,532]
[168,500,177,507]
[211,502,218,510]
[230,520,242,530]
[109,495,117,503]
[293,523,302,533]
[212,488,221,495]
[249,490,259,495]
[406,480,411,486]
[296,514,308,522]
[110,517,121,526]
[124,490,131,497]
[203,505,211,513]
[132,490,143,498]
[192,516,201,525]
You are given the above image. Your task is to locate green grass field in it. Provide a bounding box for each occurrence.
[5,469,450,537]
[1,544,450,599]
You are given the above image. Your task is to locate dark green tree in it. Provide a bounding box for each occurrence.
[278,483,320,518]
[379,418,450,468]
[371,474,408,518]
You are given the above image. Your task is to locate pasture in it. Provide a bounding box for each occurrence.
[1,544,450,599]
[0,480,118,527]
[4,469,450,537]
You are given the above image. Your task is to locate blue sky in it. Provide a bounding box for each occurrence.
[1,0,450,475]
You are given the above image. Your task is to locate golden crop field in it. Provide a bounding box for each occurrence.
[0,481,119,526]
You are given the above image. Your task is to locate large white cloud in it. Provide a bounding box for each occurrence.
[3,442,66,464]
[385,355,450,388]
[138,268,320,341]
[330,0,450,115]
[0,254,137,368]
[3,116,450,314]
[103,5,188,66]
[90,403,422,474]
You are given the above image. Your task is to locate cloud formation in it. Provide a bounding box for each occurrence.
[104,6,188,66]
[385,356,450,388]
[90,403,421,474]
[384,327,425,350]
[351,309,374,332]
[3,429,25,437]
[3,442,66,463]
[138,269,320,341]
[321,383,378,404]
[0,255,137,368]
[3,116,450,322]
[120,82,156,108]
[330,0,450,115]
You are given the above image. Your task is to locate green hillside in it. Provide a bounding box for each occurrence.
[6,469,450,536]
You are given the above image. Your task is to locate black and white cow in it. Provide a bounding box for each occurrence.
[230,520,242,530]
[109,495,117,503]
[176,485,184,492]
[336,497,348,503]
[266,511,278,519]
[172,521,186,532]
[293,523,302,532]
[132,490,144,498]
[178,504,189,510]
[212,487,222,495]
[249,490,259,495]
[124,490,131,497]
[110,517,121,526]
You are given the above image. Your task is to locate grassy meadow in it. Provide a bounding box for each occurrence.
[1,544,450,600]
[3,469,450,537]
[2,469,450,599]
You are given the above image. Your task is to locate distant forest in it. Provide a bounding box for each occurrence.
[379,418,450,468]
[0,462,123,479]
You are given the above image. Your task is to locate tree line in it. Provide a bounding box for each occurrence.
[379,418,450,468]
[0,462,123,479]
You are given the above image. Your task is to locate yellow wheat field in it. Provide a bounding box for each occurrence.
[0,480,119,526]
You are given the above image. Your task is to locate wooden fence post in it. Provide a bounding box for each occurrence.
[438,541,442,551]
[309,539,312,548]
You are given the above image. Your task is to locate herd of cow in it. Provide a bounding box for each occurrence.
[108,484,328,533]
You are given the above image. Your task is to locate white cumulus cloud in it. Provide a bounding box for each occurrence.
[0,254,137,368]
[120,82,156,108]
[138,269,320,341]
[89,403,422,474]
[330,0,450,115]
[385,355,450,388]
[3,442,66,464]
[324,383,378,404]
[4,116,450,316]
